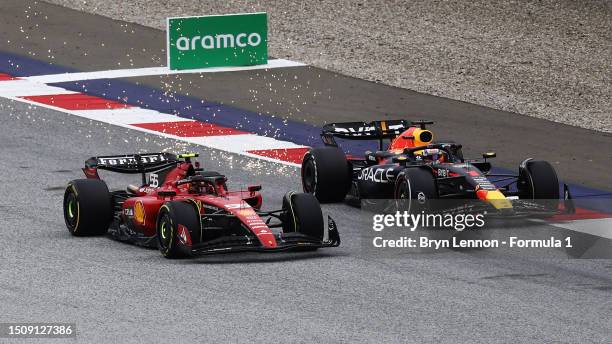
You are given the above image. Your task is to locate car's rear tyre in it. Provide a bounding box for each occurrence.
[301,147,351,203]
[63,179,112,236]
[394,167,438,212]
[156,201,201,259]
[283,192,325,244]
[519,160,560,199]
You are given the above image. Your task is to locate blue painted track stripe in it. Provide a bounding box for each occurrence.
[1,51,610,198]
[0,51,77,76]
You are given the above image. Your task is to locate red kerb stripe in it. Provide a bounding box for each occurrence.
[548,207,612,222]
[130,121,248,137]
[20,93,131,110]
[247,148,310,164]
[0,73,19,81]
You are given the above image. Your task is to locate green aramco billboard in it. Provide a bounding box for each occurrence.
[166,12,268,70]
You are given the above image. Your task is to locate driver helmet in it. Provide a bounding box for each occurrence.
[416,148,447,163]
[189,181,214,194]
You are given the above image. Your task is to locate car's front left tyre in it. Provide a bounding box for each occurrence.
[518,159,560,213]
[519,160,560,199]
[283,192,325,249]
[156,201,201,259]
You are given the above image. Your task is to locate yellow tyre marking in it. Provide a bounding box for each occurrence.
[186,199,203,243]
[158,205,174,257]
[69,185,81,233]
[286,191,298,232]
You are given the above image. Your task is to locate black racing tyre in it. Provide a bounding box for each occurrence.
[394,168,438,212]
[282,192,324,241]
[519,160,560,199]
[301,147,351,203]
[156,201,201,259]
[63,179,112,236]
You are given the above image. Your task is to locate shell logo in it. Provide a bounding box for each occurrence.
[134,201,146,225]
[237,208,255,217]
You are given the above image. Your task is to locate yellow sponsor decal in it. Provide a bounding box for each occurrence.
[485,190,513,209]
[134,201,146,224]
[237,208,256,217]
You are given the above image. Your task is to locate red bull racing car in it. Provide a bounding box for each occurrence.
[63,153,339,258]
[301,120,567,214]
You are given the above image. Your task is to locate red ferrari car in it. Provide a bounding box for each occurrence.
[63,153,340,258]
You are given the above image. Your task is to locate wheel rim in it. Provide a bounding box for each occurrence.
[158,214,172,249]
[394,179,412,213]
[68,200,75,218]
[64,192,78,228]
[398,182,409,199]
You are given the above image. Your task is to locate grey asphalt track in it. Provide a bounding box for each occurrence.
[1,1,612,343]
[3,0,612,191]
[1,99,611,343]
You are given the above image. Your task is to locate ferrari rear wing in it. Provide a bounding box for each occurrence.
[82,152,193,184]
[321,120,410,148]
[84,153,179,173]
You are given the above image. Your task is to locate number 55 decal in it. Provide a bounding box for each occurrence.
[149,173,159,187]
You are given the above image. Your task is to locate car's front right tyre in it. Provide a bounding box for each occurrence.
[283,192,325,240]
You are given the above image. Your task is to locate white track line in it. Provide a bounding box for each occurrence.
[548,218,612,240]
[23,59,305,83]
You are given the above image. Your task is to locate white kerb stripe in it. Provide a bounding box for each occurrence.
[549,218,612,240]
[72,108,194,125]
[0,80,78,97]
[23,59,306,83]
[183,134,306,153]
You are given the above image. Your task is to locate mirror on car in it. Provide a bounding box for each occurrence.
[248,185,262,192]
[482,152,496,159]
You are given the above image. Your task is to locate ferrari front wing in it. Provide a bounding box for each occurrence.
[186,216,340,256]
